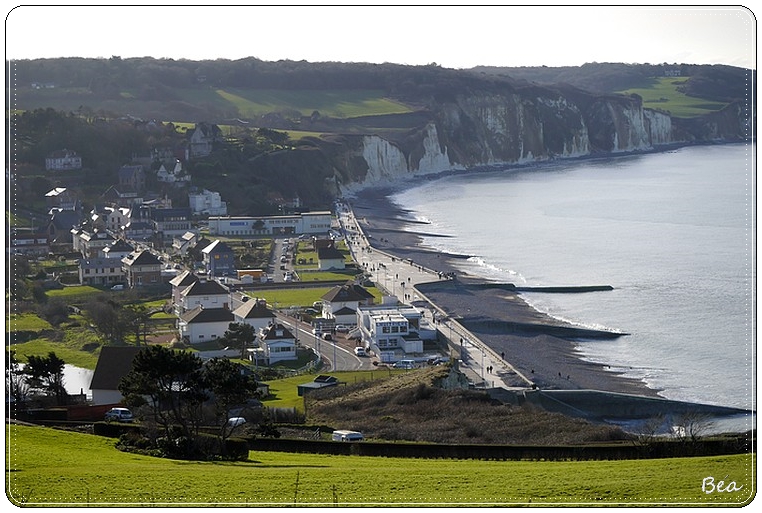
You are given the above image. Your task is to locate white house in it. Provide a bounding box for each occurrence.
[169,270,201,314]
[356,304,425,363]
[257,323,297,364]
[46,149,82,171]
[188,189,227,216]
[316,244,346,271]
[319,282,375,325]
[78,257,125,286]
[232,297,276,332]
[156,160,191,186]
[178,306,234,345]
[177,279,230,313]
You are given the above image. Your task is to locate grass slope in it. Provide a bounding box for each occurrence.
[5,424,754,506]
[617,77,728,118]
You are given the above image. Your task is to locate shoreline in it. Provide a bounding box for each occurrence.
[349,187,663,398]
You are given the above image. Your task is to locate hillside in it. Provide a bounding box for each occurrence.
[303,365,628,445]
[7,58,754,215]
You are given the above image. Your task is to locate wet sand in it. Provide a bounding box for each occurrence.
[349,187,662,398]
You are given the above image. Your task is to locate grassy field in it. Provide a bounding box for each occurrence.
[617,77,728,118]
[6,313,53,332]
[45,285,102,300]
[5,424,754,506]
[263,369,404,410]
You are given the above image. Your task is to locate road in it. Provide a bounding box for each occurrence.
[275,312,374,372]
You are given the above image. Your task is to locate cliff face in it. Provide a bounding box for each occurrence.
[335,90,749,194]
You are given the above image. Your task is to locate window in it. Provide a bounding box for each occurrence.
[391,326,399,333]
[382,326,390,334]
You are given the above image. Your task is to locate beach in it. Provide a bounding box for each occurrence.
[348,186,662,398]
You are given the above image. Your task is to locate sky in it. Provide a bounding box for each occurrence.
[3,4,757,69]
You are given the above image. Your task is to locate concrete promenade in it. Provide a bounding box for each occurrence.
[336,202,533,391]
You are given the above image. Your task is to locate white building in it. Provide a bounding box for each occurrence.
[257,323,297,364]
[356,303,425,363]
[177,279,230,313]
[188,189,227,216]
[208,211,332,237]
[156,160,191,186]
[177,306,234,345]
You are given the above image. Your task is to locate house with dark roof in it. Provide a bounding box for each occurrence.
[201,239,236,277]
[319,282,375,325]
[178,278,230,312]
[122,249,161,288]
[232,297,276,332]
[188,122,222,158]
[101,239,134,260]
[170,270,200,313]
[316,243,346,270]
[150,207,192,246]
[46,149,82,171]
[89,346,142,405]
[79,257,125,286]
[178,306,234,345]
[257,323,297,364]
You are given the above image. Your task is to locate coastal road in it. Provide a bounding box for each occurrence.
[276,313,372,372]
[336,201,535,390]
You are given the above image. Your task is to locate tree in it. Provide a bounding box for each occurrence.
[222,322,256,360]
[203,358,261,445]
[24,352,67,405]
[118,345,208,441]
[6,350,29,407]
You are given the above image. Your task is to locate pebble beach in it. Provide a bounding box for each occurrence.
[348,186,662,398]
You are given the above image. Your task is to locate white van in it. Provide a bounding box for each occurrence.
[332,430,364,442]
[392,359,417,369]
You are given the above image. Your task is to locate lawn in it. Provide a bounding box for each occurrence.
[617,77,728,118]
[6,313,53,332]
[45,285,102,300]
[263,369,403,410]
[5,424,754,506]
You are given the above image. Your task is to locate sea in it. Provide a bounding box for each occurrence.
[390,143,755,427]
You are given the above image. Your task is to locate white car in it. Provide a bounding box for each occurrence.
[335,325,349,333]
[104,407,133,422]
[226,417,247,428]
[354,347,366,356]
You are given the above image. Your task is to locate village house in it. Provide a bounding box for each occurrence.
[72,227,116,258]
[169,270,200,312]
[78,257,125,286]
[256,323,297,365]
[101,239,135,260]
[176,278,230,313]
[201,239,236,277]
[7,229,49,256]
[232,297,276,332]
[149,207,192,246]
[45,187,78,211]
[177,306,234,345]
[187,122,223,159]
[121,249,162,288]
[156,159,191,186]
[318,282,375,326]
[316,243,346,270]
[45,149,82,171]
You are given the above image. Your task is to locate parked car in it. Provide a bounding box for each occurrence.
[104,407,133,422]
[354,347,366,356]
[226,417,247,428]
[110,284,124,291]
[392,359,417,369]
[335,325,349,333]
[322,333,333,341]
